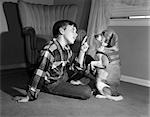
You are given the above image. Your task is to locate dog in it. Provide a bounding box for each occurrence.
[91,29,123,101]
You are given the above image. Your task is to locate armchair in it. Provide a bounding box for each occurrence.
[17,0,86,69]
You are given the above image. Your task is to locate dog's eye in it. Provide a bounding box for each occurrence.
[104,39,109,43]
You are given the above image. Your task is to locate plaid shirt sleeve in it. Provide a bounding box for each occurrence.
[35,50,52,76]
[31,49,53,88]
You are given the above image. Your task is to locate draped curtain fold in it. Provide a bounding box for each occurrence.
[86,0,112,57]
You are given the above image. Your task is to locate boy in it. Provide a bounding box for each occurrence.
[14,20,93,102]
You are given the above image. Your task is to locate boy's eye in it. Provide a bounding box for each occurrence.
[73,27,75,31]
[72,28,77,33]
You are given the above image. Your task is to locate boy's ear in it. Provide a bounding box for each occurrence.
[59,27,65,35]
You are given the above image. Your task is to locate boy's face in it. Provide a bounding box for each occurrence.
[63,25,78,44]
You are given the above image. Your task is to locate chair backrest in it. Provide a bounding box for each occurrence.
[18,0,78,36]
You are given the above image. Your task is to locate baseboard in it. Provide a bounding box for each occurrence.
[0,63,27,70]
[121,75,150,87]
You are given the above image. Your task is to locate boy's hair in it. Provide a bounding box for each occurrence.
[52,20,77,38]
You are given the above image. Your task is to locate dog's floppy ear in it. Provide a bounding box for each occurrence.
[107,31,119,47]
[109,34,116,47]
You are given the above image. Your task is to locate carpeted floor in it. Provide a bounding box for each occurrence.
[0,68,150,117]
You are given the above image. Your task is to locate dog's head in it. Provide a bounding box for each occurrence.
[102,29,118,48]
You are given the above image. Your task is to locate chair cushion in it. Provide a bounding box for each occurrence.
[18,0,78,38]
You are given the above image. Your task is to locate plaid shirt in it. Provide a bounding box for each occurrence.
[31,38,73,89]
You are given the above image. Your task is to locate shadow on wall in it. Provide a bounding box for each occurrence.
[0,2,26,67]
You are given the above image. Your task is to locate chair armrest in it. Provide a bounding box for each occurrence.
[23,27,35,35]
[22,27,39,65]
[23,27,37,50]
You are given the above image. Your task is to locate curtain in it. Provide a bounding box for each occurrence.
[86,0,112,58]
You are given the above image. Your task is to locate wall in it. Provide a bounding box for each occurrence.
[110,26,150,81]
[109,0,150,83]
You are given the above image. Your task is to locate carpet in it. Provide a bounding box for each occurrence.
[0,68,149,117]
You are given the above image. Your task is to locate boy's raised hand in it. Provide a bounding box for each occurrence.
[81,36,88,45]
[80,36,89,52]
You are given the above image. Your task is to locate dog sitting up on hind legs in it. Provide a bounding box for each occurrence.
[90,29,123,101]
